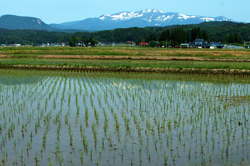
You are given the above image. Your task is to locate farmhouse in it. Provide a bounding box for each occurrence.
[190,39,207,48]
[209,42,225,49]
[180,43,189,48]
[194,39,203,45]
[139,42,148,46]
[126,41,134,44]
[204,42,226,49]
[75,41,84,47]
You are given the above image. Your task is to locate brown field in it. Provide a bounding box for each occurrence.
[0,64,249,75]
[0,47,250,74]
[1,53,250,62]
[1,47,250,60]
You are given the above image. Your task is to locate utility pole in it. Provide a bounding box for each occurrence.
[166,40,167,48]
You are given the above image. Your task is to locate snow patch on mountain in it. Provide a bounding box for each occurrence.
[37,19,42,25]
[178,14,197,20]
[98,9,231,24]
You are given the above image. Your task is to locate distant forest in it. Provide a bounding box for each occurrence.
[0,21,249,46]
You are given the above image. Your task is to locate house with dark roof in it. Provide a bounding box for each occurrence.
[190,39,207,48]
[75,41,84,47]
[194,39,203,45]
[203,42,226,49]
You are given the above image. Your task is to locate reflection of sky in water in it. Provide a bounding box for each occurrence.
[0,71,250,166]
[104,78,250,98]
[0,74,45,85]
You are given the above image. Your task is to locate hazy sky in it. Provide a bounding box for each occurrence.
[0,0,249,24]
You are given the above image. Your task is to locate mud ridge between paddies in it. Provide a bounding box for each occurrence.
[1,64,250,75]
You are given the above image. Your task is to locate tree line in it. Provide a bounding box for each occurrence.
[0,21,249,46]
[69,36,98,47]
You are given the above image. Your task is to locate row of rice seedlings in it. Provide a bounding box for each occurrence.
[0,70,250,165]
[0,72,45,163]
[119,76,247,164]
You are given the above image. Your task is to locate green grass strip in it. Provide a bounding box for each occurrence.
[1,58,250,70]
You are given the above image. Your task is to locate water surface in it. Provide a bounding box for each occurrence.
[0,69,250,165]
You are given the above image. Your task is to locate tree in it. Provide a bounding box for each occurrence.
[159,41,166,47]
[202,30,209,42]
[69,36,76,47]
[145,34,158,42]
[159,29,170,41]
[91,38,98,46]
[149,40,157,47]
[171,28,187,46]
[234,34,243,44]
[84,37,98,46]
[227,33,235,43]
[186,31,191,43]
[135,37,143,45]
[191,27,201,42]
[75,37,83,41]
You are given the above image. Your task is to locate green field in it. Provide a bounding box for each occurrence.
[1,46,250,58]
[0,46,250,74]
[1,58,250,70]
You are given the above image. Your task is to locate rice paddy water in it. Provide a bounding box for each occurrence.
[0,69,250,165]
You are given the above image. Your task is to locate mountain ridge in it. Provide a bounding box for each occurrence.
[51,9,233,31]
[0,15,57,31]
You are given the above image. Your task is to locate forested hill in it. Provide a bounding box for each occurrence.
[0,15,56,31]
[0,29,70,45]
[0,21,250,45]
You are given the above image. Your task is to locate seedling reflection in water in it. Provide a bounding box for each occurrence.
[0,70,250,165]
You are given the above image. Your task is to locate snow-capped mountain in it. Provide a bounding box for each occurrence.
[51,9,233,31]
[98,9,230,23]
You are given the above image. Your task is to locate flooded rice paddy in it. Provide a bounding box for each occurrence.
[0,69,250,166]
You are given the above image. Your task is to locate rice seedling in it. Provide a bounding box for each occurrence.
[209,153,212,162]
[85,108,89,127]
[1,151,6,163]
[59,154,65,166]
[34,150,39,163]
[55,141,61,157]
[80,151,84,163]
[94,108,99,123]
[48,160,53,166]
[0,69,249,165]
[90,148,93,162]
[164,153,168,165]
[20,147,23,159]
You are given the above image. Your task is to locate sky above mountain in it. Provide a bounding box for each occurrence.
[0,0,249,24]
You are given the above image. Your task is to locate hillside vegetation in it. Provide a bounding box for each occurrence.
[0,22,249,45]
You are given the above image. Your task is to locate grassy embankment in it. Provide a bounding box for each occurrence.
[0,46,250,74]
